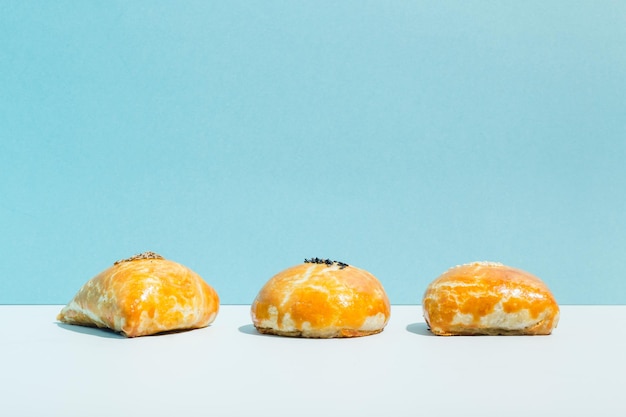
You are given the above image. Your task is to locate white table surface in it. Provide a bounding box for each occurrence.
[1,305,624,417]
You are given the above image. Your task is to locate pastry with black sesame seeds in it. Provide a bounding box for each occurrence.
[251,258,390,338]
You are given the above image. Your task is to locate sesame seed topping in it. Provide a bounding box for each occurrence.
[114,251,164,265]
[304,257,349,269]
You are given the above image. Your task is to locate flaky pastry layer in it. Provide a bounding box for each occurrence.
[422,261,559,336]
[251,262,390,338]
[57,253,219,337]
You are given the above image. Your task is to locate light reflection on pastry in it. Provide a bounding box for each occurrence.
[422,261,559,336]
[57,252,219,337]
[251,258,390,338]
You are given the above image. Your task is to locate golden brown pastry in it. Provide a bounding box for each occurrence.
[57,252,219,337]
[422,261,559,336]
[250,258,390,338]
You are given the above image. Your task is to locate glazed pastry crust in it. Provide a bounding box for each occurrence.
[57,253,219,337]
[422,262,559,336]
[251,262,390,338]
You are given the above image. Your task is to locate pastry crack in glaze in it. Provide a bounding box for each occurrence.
[279,264,317,309]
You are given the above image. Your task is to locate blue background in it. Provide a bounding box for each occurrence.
[1,1,625,305]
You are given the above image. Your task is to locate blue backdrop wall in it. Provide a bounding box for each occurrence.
[1,1,625,305]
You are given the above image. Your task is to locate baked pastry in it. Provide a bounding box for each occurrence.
[250,258,390,338]
[422,261,559,336]
[57,252,219,337]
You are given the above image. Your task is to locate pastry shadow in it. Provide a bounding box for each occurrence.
[405,322,435,337]
[238,324,265,337]
[56,322,126,339]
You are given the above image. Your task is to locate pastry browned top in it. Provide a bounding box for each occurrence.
[251,259,390,337]
[58,252,219,337]
[422,261,559,335]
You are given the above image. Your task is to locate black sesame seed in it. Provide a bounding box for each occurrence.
[304,257,349,268]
